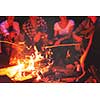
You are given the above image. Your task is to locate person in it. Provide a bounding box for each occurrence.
[72,16,96,42]
[0,16,20,37]
[72,16,97,82]
[84,17,100,82]
[53,16,75,67]
[0,16,21,64]
[22,16,48,51]
[54,16,75,44]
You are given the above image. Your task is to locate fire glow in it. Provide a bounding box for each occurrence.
[0,46,51,82]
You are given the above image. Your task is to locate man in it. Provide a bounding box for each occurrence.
[72,16,96,43]
[85,17,100,82]
[22,16,48,51]
[72,16,97,82]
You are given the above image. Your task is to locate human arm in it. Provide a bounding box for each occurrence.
[0,21,10,36]
[54,20,75,44]
[13,22,20,35]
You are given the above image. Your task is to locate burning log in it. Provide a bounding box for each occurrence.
[0,44,54,82]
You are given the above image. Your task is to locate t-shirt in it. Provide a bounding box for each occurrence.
[0,20,20,36]
[54,20,75,36]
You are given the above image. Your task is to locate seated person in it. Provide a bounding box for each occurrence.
[72,16,97,82]
[22,16,48,51]
[53,16,75,67]
[54,16,75,44]
[0,16,21,64]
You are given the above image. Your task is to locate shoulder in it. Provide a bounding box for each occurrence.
[13,21,19,26]
[69,19,75,26]
[54,22,59,27]
[54,22,60,31]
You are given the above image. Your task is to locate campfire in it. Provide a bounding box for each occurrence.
[0,36,96,83]
[0,45,53,82]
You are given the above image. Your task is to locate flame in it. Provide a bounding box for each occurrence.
[0,45,51,82]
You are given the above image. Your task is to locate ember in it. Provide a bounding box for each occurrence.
[0,16,99,83]
[0,45,53,82]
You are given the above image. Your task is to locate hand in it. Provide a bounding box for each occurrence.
[55,40,61,45]
[74,36,82,42]
[10,31,17,39]
[77,37,82,42]
[72,32,82,42]
[34,32,41,43]
[48,40,53,45]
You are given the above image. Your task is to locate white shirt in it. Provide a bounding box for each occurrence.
[0,20,20,36]
[54,20,75,36]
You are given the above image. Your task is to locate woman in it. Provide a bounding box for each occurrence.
[54,16,75,44]
[53,16,75,67]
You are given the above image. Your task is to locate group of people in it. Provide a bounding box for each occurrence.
[0,16,99,82]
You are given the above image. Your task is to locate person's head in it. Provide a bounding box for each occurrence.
[87,16,97,23]
[59,16,67,21]
[7,16,15,26]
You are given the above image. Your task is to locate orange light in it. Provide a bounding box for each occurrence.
[0,45,51,82]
